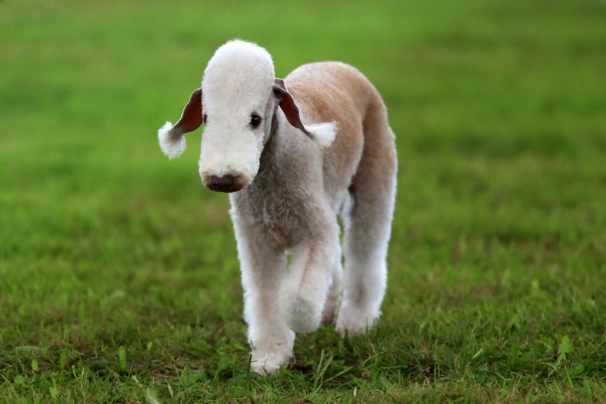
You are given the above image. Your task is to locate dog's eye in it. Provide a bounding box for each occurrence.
[249,114,262,129]
[203,114,208,124]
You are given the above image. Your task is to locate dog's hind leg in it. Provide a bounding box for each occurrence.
[321,243,343,326]
[336,101,397,335]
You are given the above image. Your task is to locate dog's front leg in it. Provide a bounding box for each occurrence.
[279,216,340,334]
[232,219,293,375]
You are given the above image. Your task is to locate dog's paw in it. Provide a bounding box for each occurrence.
[280,292,323,333]
[335,300,380,336]
[250,350,291,375]
[289,297,322,333]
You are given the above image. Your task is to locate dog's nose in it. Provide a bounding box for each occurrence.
[209,174,236,192]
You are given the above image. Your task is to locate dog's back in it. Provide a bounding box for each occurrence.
[285,62,396,215]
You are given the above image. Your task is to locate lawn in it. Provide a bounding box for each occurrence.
[1,0,605,402]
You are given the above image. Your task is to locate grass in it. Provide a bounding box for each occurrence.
[1,0,605,402]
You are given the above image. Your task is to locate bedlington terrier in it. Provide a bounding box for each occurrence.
[158,40,397,375]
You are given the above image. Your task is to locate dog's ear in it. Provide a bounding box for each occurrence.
[158,88,203,159]
[272,78,310,136]
[273,79,337,147]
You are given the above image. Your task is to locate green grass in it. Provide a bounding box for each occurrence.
[1,0,606,402]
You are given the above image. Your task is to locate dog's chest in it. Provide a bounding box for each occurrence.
[231,187,314,249]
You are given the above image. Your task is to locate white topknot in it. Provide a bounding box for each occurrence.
[203,40,275,102]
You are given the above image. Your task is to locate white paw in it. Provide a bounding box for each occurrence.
[250,350,291,375]
[283,294,323,333]
[279,291,324,333]
[335,300,380,335]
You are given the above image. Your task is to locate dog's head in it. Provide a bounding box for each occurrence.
[158,40,330,193]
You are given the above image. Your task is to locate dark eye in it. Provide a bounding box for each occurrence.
[203,114,208,124]
[249,114,262,128]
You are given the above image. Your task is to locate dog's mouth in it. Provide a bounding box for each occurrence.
[203,174,247,193]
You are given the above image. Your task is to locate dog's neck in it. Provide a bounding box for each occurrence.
[256,110,282,180]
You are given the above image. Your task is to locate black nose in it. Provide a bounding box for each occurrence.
[209,175,235,192]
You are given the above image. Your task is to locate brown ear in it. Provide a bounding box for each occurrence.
[173,88,203,135]
[273,79,311,136]
[158,88,203,159]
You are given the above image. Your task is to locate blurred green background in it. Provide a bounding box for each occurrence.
[1,0,605,402]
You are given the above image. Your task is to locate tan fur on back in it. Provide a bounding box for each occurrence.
[286,61,396,215]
